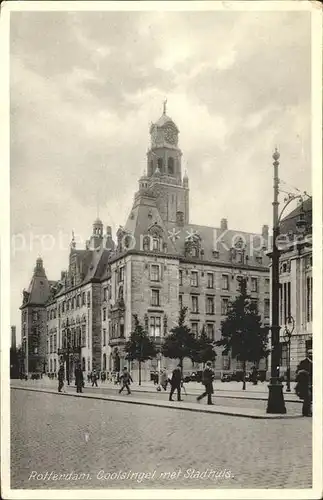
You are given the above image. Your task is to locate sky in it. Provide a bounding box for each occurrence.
[10,8,311,342]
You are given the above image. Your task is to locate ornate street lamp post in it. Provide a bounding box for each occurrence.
[283,316,295,392]
[266,149,310,413]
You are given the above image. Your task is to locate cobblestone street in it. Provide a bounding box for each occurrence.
[11,388,312,490]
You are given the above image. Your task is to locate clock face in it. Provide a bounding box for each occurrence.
[164,126,177,145]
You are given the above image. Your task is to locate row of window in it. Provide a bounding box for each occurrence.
[47,292,91,320]
[179,270,269,293]
[179,295,269,317]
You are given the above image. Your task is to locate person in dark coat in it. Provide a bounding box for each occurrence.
[58,364,64,393]
[75,363,84,393]
[197,361,215,405]
[251,365,258,385]
[169,364,183,401]
[91,369,98,387]
[119,367,133,394]
[295,349,313,416]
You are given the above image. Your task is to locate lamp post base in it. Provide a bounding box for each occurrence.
[266,378,287,414]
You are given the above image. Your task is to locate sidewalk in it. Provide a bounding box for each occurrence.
[11,384,302,420]
[14,378,299,403]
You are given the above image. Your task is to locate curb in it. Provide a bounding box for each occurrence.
[11,386,303,420]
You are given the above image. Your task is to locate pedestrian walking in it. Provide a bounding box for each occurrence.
[169,364,183,401]
[75,362,84,393]
[58,364,64,393]
[251,365,258,385]
[295,349,313,417]
[197,361,215,405]
[119,366,133,394]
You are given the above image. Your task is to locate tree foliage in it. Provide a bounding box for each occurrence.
[216,278,269,387]
[124,314,157,384]
[162,307,198,369]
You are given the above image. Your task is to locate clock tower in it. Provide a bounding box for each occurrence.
[146,102,189,224]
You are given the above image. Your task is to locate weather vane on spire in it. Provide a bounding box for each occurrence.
[163,98,167,115]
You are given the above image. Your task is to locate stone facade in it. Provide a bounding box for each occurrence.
[21,106,271,380]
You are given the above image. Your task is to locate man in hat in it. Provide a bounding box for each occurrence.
[119,366,133,394]
[197,361,215,405]
[169,364,183,401]
[58,364,65,393]
[75,362,84,393]
[295,349,313,416]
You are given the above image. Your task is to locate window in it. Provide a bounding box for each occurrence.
[168,157,174,175]
[151,289,160,307]
[103,308,107,321]
[251,277,258,292]
[54,308,57,319]
[117,266,125,283]
[251,298,258,310]
[87,291,91,307]
[191,271,198,287]
[179,295,183,309]
[152,238,160,251]
[222,274,229,291]
[82,292,86,306]
[307,277,313,322]
[150,264,160,282]
[191,322,198,336]
[66,300,70,311]
[256,256,263,264]
[206,296,215,314]
[179,270,183,286]
[157,158,163,172]
[206,323,214,341]
[50,359,53,372]
[191,295,199,313]
[71,297,75,309]
[236,276,243,291]
[221,297,229,315]
[81,324,86,347]
[76,295,80,307]
[265,278,270,294]
[280,342,288,366]
[33,311,38,321]
[150,316,161,337]
[54,359,57,373]
[120,322,125,338]
[236,252,243,264]
[49,335,53,354]
[47,311,50,321]
[103,328,106,347]
[207,273,214,289]
[58,304,61,317]
[53,334,57,352]
[264,299,270,318]
[191,246,198,258]
[62,301,65,313]
[103,288,108,301]
[103,353,107,371]
[305,338,312,356]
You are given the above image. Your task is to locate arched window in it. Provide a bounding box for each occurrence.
[103,353,107,371]
[153,237,160,251]
[50,359,53,372]
[168,157,174,175]
[118,286,124,300]
[191,246,198,257]
[157,158,163,172]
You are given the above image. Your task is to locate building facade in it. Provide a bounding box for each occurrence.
[21,106,271,380]
[277,198,312,378]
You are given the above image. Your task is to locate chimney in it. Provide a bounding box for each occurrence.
[11,326,16,350]
[221,218,228,230]
[176,211,184,226]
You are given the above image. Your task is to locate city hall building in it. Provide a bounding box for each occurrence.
[21,107,271,380]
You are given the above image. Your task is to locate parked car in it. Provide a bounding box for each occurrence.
[221,373,232,382]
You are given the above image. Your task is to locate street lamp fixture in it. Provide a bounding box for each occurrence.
[283,316,295,392]
[266,150,310,414]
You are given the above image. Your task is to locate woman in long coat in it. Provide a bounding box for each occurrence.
[75,363,84,393]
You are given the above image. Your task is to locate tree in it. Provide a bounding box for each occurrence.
[124,314,157,385]
[162,307,198,372]
[195,325,217,368]
[216,278,269,390]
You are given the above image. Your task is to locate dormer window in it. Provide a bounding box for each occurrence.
[191,246,198,258]
[153,237,160,251]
